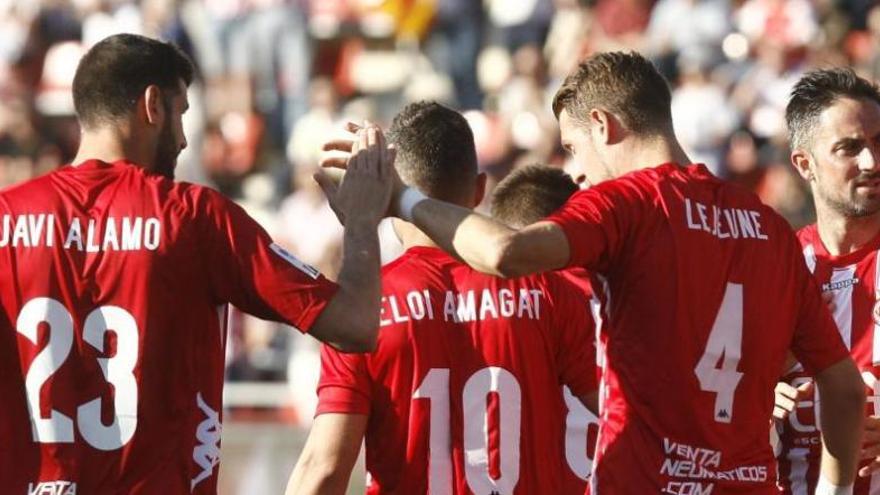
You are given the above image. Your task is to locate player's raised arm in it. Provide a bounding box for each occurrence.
[308,125,394,351]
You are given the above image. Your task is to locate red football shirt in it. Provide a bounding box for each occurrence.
[559,268,601,495]
[778,225,880,495]
[317,246,597,494]
[544,163,849,494]
[0,160,338,493]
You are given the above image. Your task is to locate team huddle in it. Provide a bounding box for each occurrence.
[1,32,879,495]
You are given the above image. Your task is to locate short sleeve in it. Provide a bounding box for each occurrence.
[790,244,850,375]
[316,344,372,416]
[197,188,339,333]
[550,274,599,397]
[543,183,637,273]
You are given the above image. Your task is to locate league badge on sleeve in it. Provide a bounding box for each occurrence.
[270,243,321,279]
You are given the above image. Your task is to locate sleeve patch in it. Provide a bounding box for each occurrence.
[270,243,321,279]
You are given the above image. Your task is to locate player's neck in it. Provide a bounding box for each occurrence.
[615,135,692,175]
[393,218,441,251]
[815,205,880,256]
[72,125,151,169]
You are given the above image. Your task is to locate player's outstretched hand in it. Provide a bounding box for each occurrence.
[316,124,396,226]
[772,381,812,421]
[319,122,361,170]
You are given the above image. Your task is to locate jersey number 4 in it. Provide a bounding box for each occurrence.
[695,282,745,423]
[17,297,139,450]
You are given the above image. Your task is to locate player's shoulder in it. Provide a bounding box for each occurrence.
[0,170,57,204]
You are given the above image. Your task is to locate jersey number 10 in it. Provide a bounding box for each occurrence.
[17,297,139,451]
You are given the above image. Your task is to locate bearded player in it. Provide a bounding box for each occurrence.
[775,69,880,495]
[0,34,393,493]
[286,102,598,495]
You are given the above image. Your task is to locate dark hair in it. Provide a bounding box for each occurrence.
[786,68,880,150]
[490,164,578,228]
[73,34,194,129]
[387,101,478,202]
[552,51,673,135]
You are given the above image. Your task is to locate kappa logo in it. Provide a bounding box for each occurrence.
[27,481,77,495]
[191,392,223,491]
[822,277,859,292]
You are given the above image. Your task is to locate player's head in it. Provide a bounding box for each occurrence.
[552,51,674,186]
[387,101,484,207]
[73,34,194,179]
[490,165,579,228]
[786,68,880,219]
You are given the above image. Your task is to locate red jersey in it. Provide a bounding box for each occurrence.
[559,268,602,494]
[544,163,850,495]
[0,160,338,494]
[317,246,597,494]
[778,225,880,495]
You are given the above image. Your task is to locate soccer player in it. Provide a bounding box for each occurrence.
[327,51,867,494]
[774,69,880,494]
[286,102,598,495]
[490,164,599,493]
[0,34,392,494]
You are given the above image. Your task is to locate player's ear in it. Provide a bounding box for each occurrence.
[791,148,815,182]
[588,108,621,145]
[142,84,164,127]
[473,172,487,208]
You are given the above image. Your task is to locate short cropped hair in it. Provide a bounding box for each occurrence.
[387,101,478,202]
[786,68,880,150]
[73,34,194,129]
[552,51,673,135]
[490,165,579,228]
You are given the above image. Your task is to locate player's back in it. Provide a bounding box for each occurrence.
[317,246,596,494]
[0,160,336,493]
[547,164,847,494]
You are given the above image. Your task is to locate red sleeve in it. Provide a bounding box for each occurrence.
[789,238,850,375]
[316,344,372,416]
[197,188,338,333]
[544,183,638,273]
[549,274,599,397]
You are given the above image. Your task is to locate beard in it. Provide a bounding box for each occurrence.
[152,121,179,180]
[816,172,880,218]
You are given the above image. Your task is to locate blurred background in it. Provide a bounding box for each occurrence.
[1,0,879,492]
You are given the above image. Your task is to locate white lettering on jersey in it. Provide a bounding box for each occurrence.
[684,199,768,241]
[0,214,161,252]
[191,392,223,491]
[269,243,321,279]
[27,481,77,495]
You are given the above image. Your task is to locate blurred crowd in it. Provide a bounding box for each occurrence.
[2,0,879,419]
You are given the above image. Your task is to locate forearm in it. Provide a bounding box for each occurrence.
[311,218,382,352]
[287,454,351,495]
[816,359,865,487]
[409,198,519,277]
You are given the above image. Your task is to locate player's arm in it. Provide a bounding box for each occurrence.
[286,413,367,495]
[300,126,395,352]
[813,357,864,488]
[406,201,571,277]
[321,125,571,278]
